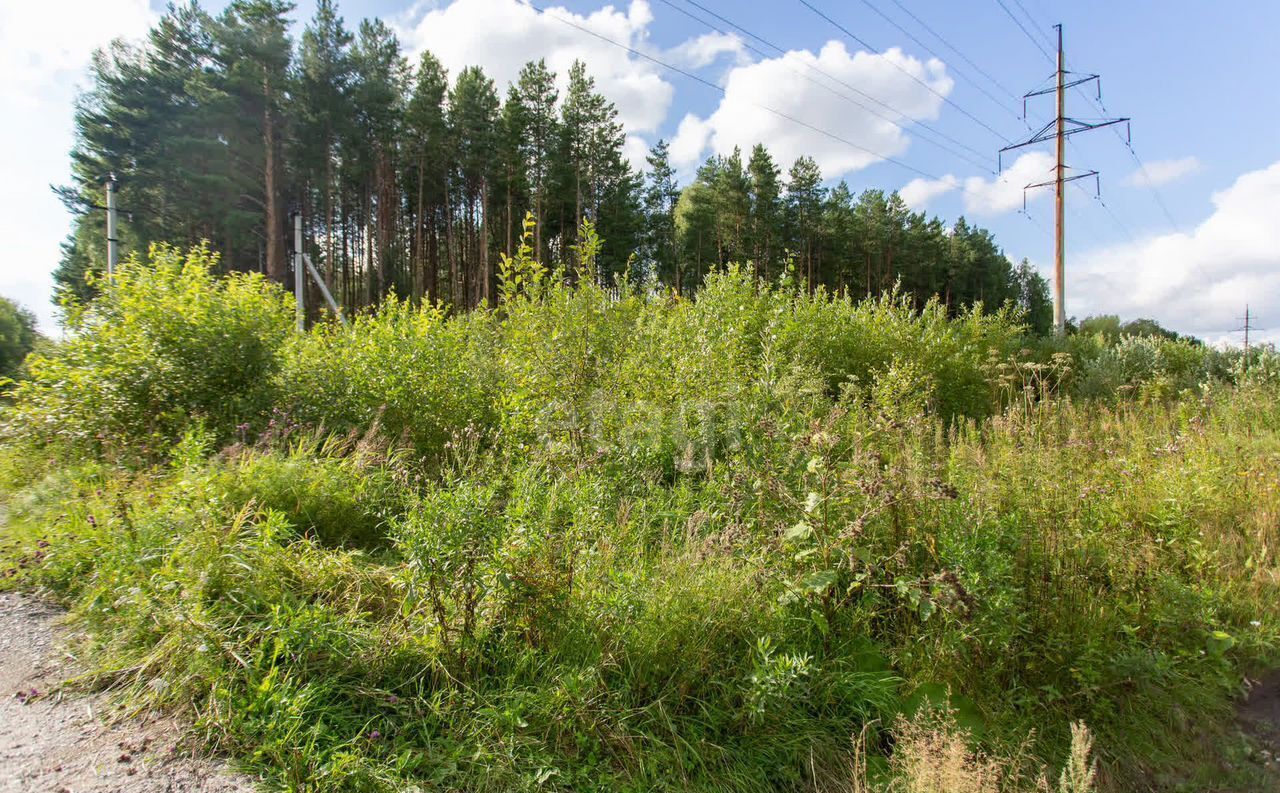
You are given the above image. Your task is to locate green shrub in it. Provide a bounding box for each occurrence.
[276,295,497,464]
[3,244,290,459]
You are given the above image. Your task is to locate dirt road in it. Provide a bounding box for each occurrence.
[0,592,255,792]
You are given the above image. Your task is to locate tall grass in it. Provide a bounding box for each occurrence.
[2,239,1278,791]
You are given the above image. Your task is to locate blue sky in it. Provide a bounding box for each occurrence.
[3,0,1277,343]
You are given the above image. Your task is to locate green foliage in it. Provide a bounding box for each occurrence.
[0,296,39,381]
[213,436,412,548]
[1073,334,1215,401]
[276,294,496,463]
[4,250,1279,792]
[5,244,291,459]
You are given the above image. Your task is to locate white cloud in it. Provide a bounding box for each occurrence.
[1073,159,1280,338]
[0,0,154,105]
[622,134,651,174]
[0,0,158,333]
[665,31,745,69]
[899,175,959,210]
[1124,156,1201,187]
[669,41,953,177]
[670,113,713,170]
[394,0,674,134]
[961,151,1055,215]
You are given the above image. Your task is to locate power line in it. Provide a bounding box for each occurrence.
[525,0,944,180]
[676,0,996,166]
[851,0,1021,117]
[883,0,1021,101]
[992,0,1054,64]
[656,0,997,172]
[1008,0,1057,53]
[1001,0,1185,235]
[1085,90,1184,233]
[797,0,1015,144]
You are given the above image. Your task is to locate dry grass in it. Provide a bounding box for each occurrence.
[840,711,1097,793]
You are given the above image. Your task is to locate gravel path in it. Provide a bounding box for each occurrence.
[0,592,256,792]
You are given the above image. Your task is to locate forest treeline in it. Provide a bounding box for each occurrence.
[57,0,1051,330]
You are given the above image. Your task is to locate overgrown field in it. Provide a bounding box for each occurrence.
[2,241,1279,792]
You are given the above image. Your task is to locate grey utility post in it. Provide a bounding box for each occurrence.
[293,212,305,332]
[105,174,118,276]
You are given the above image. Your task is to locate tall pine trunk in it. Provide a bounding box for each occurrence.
[415,156,426,302]
[325,133,335,293]
[444,188,459,307]
[263,75,286,282]
[481,178,490,306]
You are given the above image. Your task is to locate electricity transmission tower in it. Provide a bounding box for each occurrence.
[1237,306,1263,373]
[999,25,1129,336]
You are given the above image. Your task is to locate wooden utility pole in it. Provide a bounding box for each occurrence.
[1000,24,1129,336]
[1053,25,1066,336]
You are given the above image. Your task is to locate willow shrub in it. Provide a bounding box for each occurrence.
[275,295,498,464]
[3,243,291,460]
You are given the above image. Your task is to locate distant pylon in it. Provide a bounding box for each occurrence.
[1237,305,1264,373]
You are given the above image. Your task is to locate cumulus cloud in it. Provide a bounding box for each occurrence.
[394,0,673,133]
[622,134,651,173]
[1124,155,1201,187]
[0,0,158,334]
[0,0,155,105]
[961,151,1055,215]
[670,113,713,169]
[899,175,959,210]
[1072,159,1280,338]
[666,31,745,69]
[669,41,953,175]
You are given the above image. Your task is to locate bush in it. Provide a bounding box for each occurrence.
[3,244,291,459]
[276,295,497,464]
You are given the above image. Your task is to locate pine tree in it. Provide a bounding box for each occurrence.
[785,156,825,287]
[449,66,500,307]
[746,144,782,280]
[822,181,857,294]
[557,61,634,279]
[642,140,679,286]
[1014,259,1053,334]
[296,0,354,295]
[513,60,557,262]
[211,0,295,280]
[404,52,450,302]
[349,19,408,301]
[494,84,529,261]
